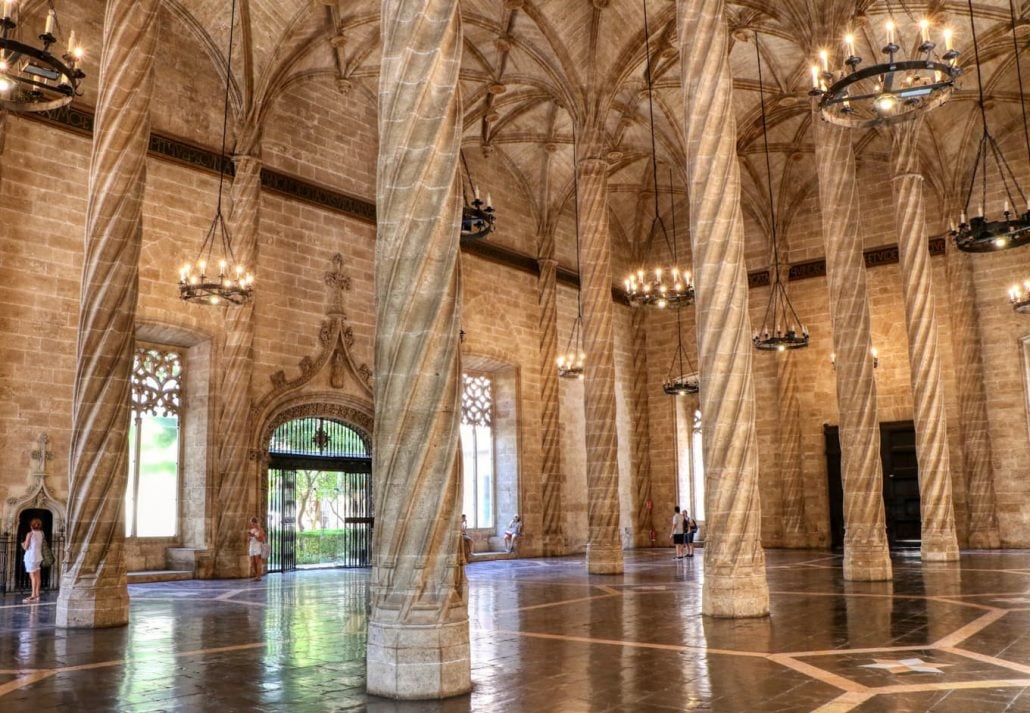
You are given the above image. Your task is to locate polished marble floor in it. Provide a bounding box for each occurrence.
[1,550,1029,712]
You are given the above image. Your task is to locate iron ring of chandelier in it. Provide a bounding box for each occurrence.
[662,372,699,396]
[952,212,1030,253]
[0,6,85,113]
[813,60,959,129]
[460,196,496,240]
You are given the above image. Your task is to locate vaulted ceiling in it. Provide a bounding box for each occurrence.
[134,1,1030,263]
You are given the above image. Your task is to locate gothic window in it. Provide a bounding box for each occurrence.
[676,401,706,522]
[460,373,494,529]
[125,346,182,538]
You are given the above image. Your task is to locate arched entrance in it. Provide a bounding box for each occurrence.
[267,417,373,572]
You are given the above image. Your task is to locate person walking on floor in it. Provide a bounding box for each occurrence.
[21,518,44,603]
[670,506,685,559]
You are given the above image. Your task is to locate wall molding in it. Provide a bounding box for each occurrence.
[24,104,947,297]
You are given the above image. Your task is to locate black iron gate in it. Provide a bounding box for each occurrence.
[267,468,297,573]
[267,417,373,572]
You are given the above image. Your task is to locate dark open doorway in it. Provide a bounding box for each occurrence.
[824,421,920,550]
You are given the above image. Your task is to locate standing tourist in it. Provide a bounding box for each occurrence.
[247,517,267,581]
[670,506,685,559]
[21,518,44,603]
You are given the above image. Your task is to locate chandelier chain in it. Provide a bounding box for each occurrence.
[1008,0,1030,172]
[641,0,671,261]
[754,32,780,279]
[214,0,238,224]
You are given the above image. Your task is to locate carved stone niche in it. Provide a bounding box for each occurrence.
[3,433,67,536]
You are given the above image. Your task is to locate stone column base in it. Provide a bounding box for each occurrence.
[701,569,770,618]
[540,533,567,557]
[921,530,960,562]
[366,619,471,699]
[57,579,129,628]
[586,542,624,574]
[212,552,252,579]
[781,530,809,549]
[967,530,1001,549]
[843,541,893,581]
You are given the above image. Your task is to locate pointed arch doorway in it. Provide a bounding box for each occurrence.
[267,417,373,572]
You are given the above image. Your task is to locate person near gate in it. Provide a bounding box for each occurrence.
[21,518,45,603]
[247,516,267,581]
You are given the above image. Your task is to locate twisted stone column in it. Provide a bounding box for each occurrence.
[890,120,959,562]
[537,255,566,555]
[778,351,807,547]
[576,141,624,575]
[368,0,469,698]
[946,250,1001,547]
[57,0,160,628]
[812,116,892,581]
[211,152,261,578]
[630,308,654,547]
[677,0,769,617]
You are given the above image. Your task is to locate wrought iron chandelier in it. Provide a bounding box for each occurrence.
[558,128,586,380]
[948,0,1030,255]
[809,5,960,128]
[663,182,699,396]
[178,0,253,306]
[753,33,809,352]
[623,0,694,310]
[0,0,85,112]
[460,150,496,241]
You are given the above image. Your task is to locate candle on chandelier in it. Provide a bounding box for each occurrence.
[943,28,953,52]
[44,9,54,34]
[1,0,12,21]
[844,34,856,57]
[885,19,896,46]
[919,18,930,43]
[978,204,984,217]
[810,65,820,89]
[819,49,829,73]
[1004,200,1010,214]
[67,31,76,54]
[960,210,967,224]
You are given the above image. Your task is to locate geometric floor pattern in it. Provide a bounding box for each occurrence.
[1,549,1029,711]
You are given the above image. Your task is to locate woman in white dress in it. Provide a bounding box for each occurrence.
[247,516,267,581]
[21,518,44,603]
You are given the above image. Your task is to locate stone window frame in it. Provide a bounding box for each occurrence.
[461,371,497,531]
[673,397,706,524]
[126,342,184,540]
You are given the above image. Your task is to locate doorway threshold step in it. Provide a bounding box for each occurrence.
[469,551,516,562]
[127,570,193,584]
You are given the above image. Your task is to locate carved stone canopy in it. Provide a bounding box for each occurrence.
[3,433,67,535]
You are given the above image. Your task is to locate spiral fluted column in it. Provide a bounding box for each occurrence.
[778,351,807,547]
[812,116,892,581]
[537,255,566,555]
[57,0,160,628]
[946,250,1001,547]
[367,0,469,698]
[576,144,624,575]
[630,308,654,547]
[677,0,769,617]
[211,152,261,578]
[890,119,959,562]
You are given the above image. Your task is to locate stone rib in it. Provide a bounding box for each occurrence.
[212,153,261,577]
[537,257,565,554]
[812,117,891,581]
[367,0,470,698]
[631,308,654,547]
[678,0,769,617]
[778,351,807,547]
[946,250,1001,547]
[890,120,959,562]
[576,153,624,575]
[57,0,160,628]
